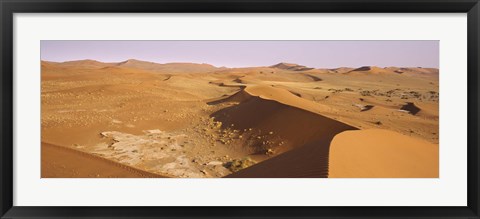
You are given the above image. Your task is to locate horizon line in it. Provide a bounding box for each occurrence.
[40,58,440,69]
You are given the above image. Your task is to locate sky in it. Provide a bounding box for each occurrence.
[41,41,439,68]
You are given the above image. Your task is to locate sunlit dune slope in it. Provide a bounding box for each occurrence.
[42,142,165,178]
[328,129,439,178]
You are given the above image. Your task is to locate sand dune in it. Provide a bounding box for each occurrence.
[42,59,220,74]
[270,62,314,71]
[385,67,439,76]
[42,142,164,178]
[345,66,439,77]
[328,67,355,73]
[328,129,438,178]
[347,66,398,75]
[117,59,220,73]
[206,85,356,177]
[212,87,357,153]
[219,86,436,178]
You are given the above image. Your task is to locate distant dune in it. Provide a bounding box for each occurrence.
[392,67,439,76]
[270,62,315,71]
[42,59,220,74]
[346,66,439,77]
[346,66,397,75]
[116,59,221,73]
[41,59,438,76]
[327,67,355,74]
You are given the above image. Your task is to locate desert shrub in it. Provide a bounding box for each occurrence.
[224,157,257,172]
[359,90,371,96]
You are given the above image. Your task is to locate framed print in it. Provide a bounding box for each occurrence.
[1,0,479,218]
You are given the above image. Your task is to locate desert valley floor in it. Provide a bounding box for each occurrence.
[41,60,439,178]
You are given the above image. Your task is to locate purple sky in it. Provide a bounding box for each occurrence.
[41,41,439,68]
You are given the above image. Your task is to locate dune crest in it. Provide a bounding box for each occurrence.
[244,85,333,114]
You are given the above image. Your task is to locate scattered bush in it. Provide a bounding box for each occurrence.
[224,157,257,172]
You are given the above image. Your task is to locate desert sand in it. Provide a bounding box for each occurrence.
[328,129,439,178]
[42,142,163,178]
[41,59,439,178]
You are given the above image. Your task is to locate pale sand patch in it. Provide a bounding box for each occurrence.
[111,119,123,124]
[95,129,230,178]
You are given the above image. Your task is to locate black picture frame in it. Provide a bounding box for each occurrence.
[1,0,479,218]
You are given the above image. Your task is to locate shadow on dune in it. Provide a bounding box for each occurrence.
[210,89,358,178]
[226,137,334,178]
[302,73,323,82]
[362,105,375,112]
[288,91,302,98]
[400,102,421,115]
